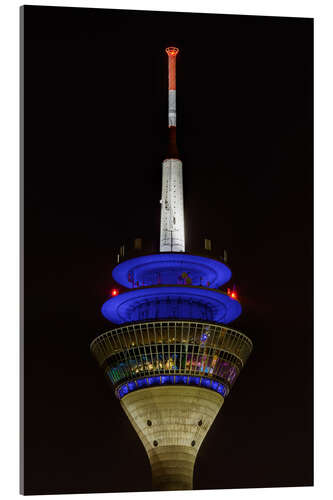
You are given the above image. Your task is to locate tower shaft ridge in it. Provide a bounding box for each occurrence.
[91,46,253,492]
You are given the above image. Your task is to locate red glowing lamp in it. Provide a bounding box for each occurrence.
[166,47,179,57]
[231,292,237,299]
[111,288,119,297]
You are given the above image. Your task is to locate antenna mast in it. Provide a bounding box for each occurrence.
[160,47,185,253]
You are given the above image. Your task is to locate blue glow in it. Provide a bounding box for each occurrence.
[201,378,212,388]
[116,375,227,399]
[189,376,201,385]
[102,285,242,324]
[217,384,225,395]
[136,378,147,388]
[147,376,160,385]
[119,385,129,398]
[175,375,188,384]
[112,253,232,289]
[211,381,219,391]
[128,381,136,391]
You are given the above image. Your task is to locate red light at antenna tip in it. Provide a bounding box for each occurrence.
[166,47,179,56]
[111,288,119,297]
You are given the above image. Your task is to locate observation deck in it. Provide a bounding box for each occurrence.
[91,320,252,400]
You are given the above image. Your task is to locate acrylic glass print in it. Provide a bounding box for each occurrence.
[22,5,313,495]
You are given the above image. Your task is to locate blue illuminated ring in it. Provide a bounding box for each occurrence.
[101,285,241,324]
[112,253,232,289]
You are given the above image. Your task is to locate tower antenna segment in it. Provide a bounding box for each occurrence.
[166,46,179,127]
[160,47,185,253]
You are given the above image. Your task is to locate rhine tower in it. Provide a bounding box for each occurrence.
[91,47,253,491]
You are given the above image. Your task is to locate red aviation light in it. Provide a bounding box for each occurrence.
[111,288,119,297]
[166,47,179,56]
[231,291,237,299]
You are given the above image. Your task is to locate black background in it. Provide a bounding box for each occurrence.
[23,5,313,495]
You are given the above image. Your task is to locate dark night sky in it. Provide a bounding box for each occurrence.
[23,6,313,495]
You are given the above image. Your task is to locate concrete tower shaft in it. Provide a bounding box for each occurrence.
[160,47,185,253]
[121,386,223,490]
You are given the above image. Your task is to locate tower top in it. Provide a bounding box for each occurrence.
[166,47,178,124]
[165,47,179,57]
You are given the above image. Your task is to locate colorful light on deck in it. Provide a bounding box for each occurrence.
[111,288,119,297]
[200,331,209,343]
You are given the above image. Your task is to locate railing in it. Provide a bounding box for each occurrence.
[115,239,229,266]
[91,320,253,391]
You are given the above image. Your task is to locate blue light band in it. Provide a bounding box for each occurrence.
[112,253,232,289]
[114,374,228,399]
[102,285,241,324]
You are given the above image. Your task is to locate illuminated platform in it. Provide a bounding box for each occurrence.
[101,284,241,324]
[90,320,252,397]
[112,252,232,288]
